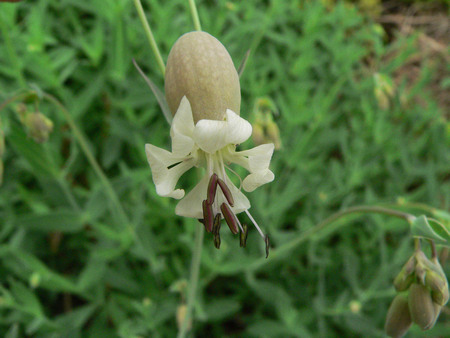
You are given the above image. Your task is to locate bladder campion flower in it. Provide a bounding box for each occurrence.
[145,32,274,256]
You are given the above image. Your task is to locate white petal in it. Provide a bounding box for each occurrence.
[175,174,209,218]
[194,119,228,154]
[145,144,195,199]
[194,110,252,154]
[225,109,252,145]
[238,143,274,172]
[242,170,275,192]
[170,96,196,156]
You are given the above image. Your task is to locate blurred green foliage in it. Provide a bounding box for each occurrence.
[0,0,448,337]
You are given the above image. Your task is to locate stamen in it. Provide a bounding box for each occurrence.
[225,165,244,190]
[240,223,249,248]
[220,203,238,234]
[207,173,218,204]
[244,209,270,258]
[213,213,221,249]
[217,178,234,206]
[202,200,213,232]
[214,233,221,249]
[213,213,221,235]
[265,235,270,258]
[244,209,265,239]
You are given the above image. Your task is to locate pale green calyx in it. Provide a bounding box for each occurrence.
[164,31,241,123]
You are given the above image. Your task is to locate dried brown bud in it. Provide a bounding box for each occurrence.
[165,31,240,123]
[385,293,412,338]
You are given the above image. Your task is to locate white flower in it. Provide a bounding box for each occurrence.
[145,96,274,254]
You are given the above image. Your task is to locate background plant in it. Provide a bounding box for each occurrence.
[0,0,448,337]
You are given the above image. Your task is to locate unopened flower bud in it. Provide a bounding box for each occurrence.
[425,268,449,306]
[408,283,436,330]
[165,31,241,123]
[394,256,415,292]
[374,73,395,110]
[252,123,265,146]
[25,112,53,143]
[176,304,191,331]
[385,293,412,338]
[429,302,442,329]
[266,118,282,150]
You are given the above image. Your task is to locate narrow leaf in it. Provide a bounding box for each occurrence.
[133,59,172,124]
[238,49,250,78]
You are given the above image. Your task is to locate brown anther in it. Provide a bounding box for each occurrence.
[214,233,221,249]
[220,203,238,234]
[240,224,248,248]
[213,213,221,235]
[217,178,234,207]
[207,173,218,204]
[264,235,270,258]
[202,200,213,232]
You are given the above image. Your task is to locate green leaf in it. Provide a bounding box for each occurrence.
[410,215,449,246]
[16,210,86,233]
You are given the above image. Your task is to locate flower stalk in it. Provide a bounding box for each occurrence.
[132,0,166,76]
[188,0,202,31]
[178,221,204,338]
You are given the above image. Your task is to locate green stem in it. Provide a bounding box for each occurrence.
[0,92,29,113]
[133,0,166,76]
[429,240,437,259]
[188,0,202,31]
[395,200,437,215]
[414,238,421,251]
[178,222,204,338]
[247,206,416,272]
[42,93,130,228]
[313,206,415,228]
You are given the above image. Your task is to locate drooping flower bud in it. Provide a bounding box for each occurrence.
[25,112,54,143]
[385,293,412,338]
[425,264,449,306]
[393,256,415,292]
[408,283,436,330]
[165,31,241,123]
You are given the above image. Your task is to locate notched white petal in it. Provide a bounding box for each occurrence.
[194,110,252,154]
[238,143,274,172]
[242,170,275,192]
[225,109,252,145]
[170,96,196,156]
[194,119,228,154]
[145,143,195,199]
